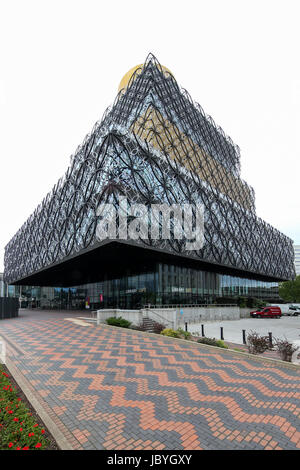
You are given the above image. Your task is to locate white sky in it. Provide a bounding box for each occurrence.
[1,0,300,272]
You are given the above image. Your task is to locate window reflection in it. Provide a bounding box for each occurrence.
[5,262,280,309]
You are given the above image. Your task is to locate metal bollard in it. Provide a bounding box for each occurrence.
[220,327,224,340]
[268,332,273,348]
[201,324,205,337]
[242,329,246,345]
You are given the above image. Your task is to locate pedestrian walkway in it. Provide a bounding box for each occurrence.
[0,309,300,450]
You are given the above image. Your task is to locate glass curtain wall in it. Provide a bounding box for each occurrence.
[4,262,280,310]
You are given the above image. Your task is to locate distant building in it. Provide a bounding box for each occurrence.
[294,245,300,275]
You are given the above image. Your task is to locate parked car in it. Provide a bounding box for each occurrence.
[287,306,300,316]
[250,306,282,318]
[276,305,300,316]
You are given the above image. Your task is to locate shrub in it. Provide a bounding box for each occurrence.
[216,339,229,349]
[197,337,228,349]
[246,297,266,309]
[133,321,165,333]
[0,366,50,450]
[132,324,147,331]
[160,328,180,338]
[152,322,166,334]
[215,297,238,305]
[177,328,192,340]
[238,297,247,308]
[246,330,270,354]
[274,338,299,362]
[106,316,131,328]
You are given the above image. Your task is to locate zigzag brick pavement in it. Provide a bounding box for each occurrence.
[1,310,300,450]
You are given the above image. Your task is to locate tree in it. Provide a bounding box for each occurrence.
[279,275,300,302]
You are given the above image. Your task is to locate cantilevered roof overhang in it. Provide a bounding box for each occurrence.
[11,239,290,287]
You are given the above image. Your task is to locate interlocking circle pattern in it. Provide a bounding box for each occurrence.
[4,55,295,284]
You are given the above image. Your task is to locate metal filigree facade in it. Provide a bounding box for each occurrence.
[4,54,295,284]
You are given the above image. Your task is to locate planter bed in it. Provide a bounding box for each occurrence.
[0,363,58,450]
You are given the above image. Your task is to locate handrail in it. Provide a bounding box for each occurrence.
[143,307,173,326]
[143,304,237,309]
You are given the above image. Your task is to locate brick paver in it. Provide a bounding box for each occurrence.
[1,309,300,450]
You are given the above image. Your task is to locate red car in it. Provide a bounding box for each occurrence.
[250,306,281,318]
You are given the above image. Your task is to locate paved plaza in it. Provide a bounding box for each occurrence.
[0,309,300,450]
[187,317,300,350]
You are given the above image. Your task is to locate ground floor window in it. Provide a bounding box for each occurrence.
[12,261,279,310]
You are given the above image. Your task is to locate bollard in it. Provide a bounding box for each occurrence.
[220,327,224,340]
[268,332,273,348]
[201,324,205,337]
[185,322,188,332]
[242,329,246,345]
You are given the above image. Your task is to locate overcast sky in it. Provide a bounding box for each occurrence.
[0,0,299,273]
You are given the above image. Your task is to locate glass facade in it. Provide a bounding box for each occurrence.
[2,263,279,310]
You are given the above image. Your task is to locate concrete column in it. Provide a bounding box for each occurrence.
[173,310,177,330]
